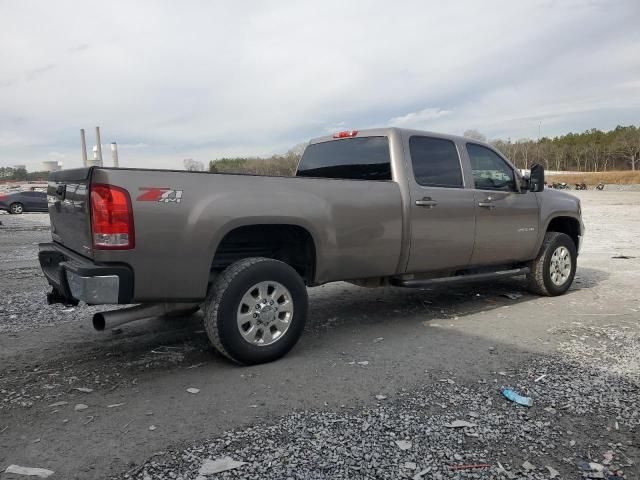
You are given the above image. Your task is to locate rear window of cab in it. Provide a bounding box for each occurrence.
[296,137,391,181]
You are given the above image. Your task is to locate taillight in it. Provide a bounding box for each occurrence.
[90,184,135,250]
[332,130,358,138]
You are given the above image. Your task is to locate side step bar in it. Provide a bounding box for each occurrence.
[391,267,530,288]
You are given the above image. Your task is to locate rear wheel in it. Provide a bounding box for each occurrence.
[203,257,308,365]
[9,203,24,214]
[527,232,577,296]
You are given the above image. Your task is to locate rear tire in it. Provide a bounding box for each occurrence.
[203,257,308,365]
[527,232,577,296]
[9,203,23,214]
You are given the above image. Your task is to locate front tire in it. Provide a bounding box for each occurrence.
[203,257,308,365]
[9,203,24,214]
[527,232,577,296]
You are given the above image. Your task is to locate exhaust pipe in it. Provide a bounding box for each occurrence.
[93,302,200,331]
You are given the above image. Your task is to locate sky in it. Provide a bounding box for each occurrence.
[1,0,639,170]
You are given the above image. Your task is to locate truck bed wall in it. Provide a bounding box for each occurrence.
[91,169,403,302]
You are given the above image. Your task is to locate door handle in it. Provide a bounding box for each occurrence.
[415,198,438,208]
[478,201,495,209]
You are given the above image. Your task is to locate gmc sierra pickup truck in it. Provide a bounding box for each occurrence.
[39,128,584,364]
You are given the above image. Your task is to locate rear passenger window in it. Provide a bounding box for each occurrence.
[409,136,463,188]
[296,137,391,181]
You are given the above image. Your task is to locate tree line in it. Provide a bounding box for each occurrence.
[0,167,49,181]
[209,125,640,175]
[208,146,303,176]
[489,125,639,172]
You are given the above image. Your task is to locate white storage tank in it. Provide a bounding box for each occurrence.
[42,160,62,172]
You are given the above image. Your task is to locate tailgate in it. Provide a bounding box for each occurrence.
[48,167,94,258]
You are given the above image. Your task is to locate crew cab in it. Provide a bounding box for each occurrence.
[39,128,584,364]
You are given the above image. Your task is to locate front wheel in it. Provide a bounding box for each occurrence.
[203,257,308,365]
[9,203,24,214]
[527,232,577,296]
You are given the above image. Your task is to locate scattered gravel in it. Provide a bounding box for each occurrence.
[119,324,638,480]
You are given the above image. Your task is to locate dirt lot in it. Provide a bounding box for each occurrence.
[1,191,638,480]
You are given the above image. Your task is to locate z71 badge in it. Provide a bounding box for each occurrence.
[137,188,183,203]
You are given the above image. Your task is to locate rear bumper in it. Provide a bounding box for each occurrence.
[38,242,134,305]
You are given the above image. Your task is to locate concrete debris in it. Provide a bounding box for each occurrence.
[149,425,157,431]
[394,439,412,450]
[444,420,477,428]
[186,388,200,394]
[74,387,93,393]
[373,337,384,343]
[412,468,430,480]
[198,457,247,475]
[403,462,417,470]
[448,463,490,471]
[546,465,560,478]
[522,461,536,471]
[107,403,125,408]
[375,394,387,400]
[74,403,88,411]
[4,465,54,478]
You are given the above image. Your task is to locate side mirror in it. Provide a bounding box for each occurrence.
[529,164,544,192]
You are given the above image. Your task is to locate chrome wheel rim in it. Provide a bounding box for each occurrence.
[550,246,571,286]
[12,204,23,213]
[236,281,293,346]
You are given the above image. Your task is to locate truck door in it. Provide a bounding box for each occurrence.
[405,135,476,273]
[464,143,539,265]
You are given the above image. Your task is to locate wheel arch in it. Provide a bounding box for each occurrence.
[208,221,318,285]
[543,215,582,251]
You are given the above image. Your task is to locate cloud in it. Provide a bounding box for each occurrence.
[67,43,89,53]
[389,108,453,127]
[0,0,638,170]
[25,64,56,81]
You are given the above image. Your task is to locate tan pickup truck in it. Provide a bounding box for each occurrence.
[39,128,584,364]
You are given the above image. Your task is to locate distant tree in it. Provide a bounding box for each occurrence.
[183,159,205,171]
[27,171,49,181]
[463,129,487,142]
[13,167,28,181]
[209,145,303,176]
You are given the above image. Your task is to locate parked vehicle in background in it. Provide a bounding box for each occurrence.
[0,190,48,214]
[39,128,584,365]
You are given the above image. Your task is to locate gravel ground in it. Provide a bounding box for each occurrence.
[0,192,639,480]
[122,320,639,480]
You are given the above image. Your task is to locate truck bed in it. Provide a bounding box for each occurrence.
[47,167,404,302]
